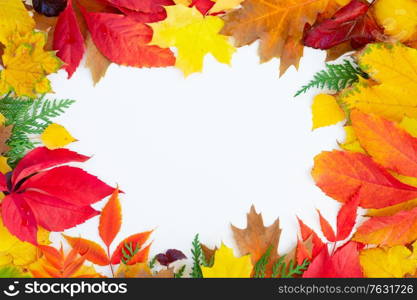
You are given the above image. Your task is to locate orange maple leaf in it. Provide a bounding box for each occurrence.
[221,0,344,75]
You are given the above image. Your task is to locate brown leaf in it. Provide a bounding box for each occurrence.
[325,41,354,61]
[85,34,111,85]
[33,12,57,51]
[231,205,281,276]
[0,125,12,155]
[201,243,217,264]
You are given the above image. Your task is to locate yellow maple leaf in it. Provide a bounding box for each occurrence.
[201,243,252,278]
[360,242,417,278]
[0,218,49,268]
[311,94,345,130]
[339,43,417,121]
[373,0,417,43]
[0,0,34,44]
[0,31,62,97]
[150,5,236,76]
[41,123,77,150]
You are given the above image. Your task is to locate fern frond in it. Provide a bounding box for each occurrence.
[272,257,310,278]
[190,234,204,278]
[174,265,186,278]
[295,60,368,97]
[121,242,140,265]
[253,246,272,278]
[0,95,74,166]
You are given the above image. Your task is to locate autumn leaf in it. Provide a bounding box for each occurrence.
[303,242,363,277]
[339,125,366,154]
[41,123,77,149]
[105,0,175,23]
[304,0,381,50]
[0,147,114,244]
[317,211,336,242]
[53,0,85,78]
[0,0,35,44]
[354,207,417,246]
[201,244,252,278]
[110,231,153,265]
[156,249,187,266]
[0,218,49,268]
[81,7,175,68]
[221,0,346,75]
[360,242,417,277]
[231,205,281,276]
[150,5,235,76]
[0,31,62,97]
[63,235,110,266]
[312,150,417,209]
[336,193,359,241]
[312,94,345,129]
[339,43,417,121]
[99,188,122,248]
[0,125,12,154]
[297,217,325,257]
[373,0,417,43]
[30,245,101,278]
[85,34,111,85]
[351,110,417,178]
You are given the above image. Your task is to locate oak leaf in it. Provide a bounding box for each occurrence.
[231,205,280,276]
[0,125,12,155]
[221,0,347,75]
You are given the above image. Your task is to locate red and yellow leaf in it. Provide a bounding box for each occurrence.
[99,188,122,247]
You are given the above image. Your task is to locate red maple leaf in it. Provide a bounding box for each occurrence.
[0,147,114,244]
[304,0,382,50]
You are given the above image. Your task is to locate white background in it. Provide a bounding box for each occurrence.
[48,43,345,271]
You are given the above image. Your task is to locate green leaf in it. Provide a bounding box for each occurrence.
[0,94,74,166]
[174,265,186,278]
[190,234,203,278]
[295,60,368,97]
[0,266,31,278]
[253,246,272,278]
